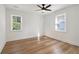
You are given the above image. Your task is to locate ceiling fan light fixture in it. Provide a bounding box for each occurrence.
[41,10,46,13]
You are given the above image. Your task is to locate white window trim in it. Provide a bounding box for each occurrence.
[55,13,66,32]
[11,15,22,31]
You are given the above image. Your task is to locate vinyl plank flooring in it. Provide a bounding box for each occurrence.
[1,36,79,54]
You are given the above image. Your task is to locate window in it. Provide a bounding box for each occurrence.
[11,15,22,31]
[55,13,66,32]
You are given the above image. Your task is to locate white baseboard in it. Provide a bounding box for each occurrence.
[45,34,79,46]
[0,41,6,53]
[7,34,44,42]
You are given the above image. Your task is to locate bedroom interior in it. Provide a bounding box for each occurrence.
[0,4,79,54]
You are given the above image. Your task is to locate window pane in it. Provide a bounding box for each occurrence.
[55,14,66,32]
[12,16,22,31]
[17,17,21,23]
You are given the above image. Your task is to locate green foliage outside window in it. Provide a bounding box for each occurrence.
[12,16,22,31]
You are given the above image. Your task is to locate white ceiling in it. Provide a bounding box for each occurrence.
[4,4,72,14]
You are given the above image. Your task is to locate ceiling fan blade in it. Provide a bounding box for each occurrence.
[44,9,51,11]
[37,5,42,8]
[45,4,51,8]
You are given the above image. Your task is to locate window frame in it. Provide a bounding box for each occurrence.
[55,13,66,32]
[11,15,22,31]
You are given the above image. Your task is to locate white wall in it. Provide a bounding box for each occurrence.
[44,5,79,46]
[6,5,79,46]
[0,5,6,53]
[6,8,44,41]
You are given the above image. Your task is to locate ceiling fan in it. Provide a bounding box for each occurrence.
[36,4,52,11]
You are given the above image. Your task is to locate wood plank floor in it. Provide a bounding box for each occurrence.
[1,36,79,54]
